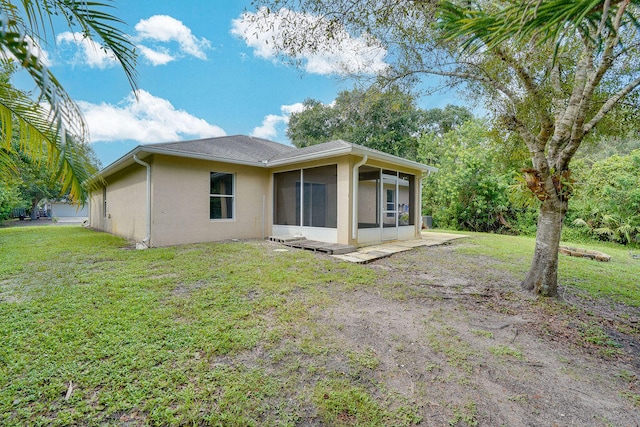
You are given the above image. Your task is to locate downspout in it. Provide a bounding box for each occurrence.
[133,154,151,248]
[351,155,368,241]
[262,194,266,240]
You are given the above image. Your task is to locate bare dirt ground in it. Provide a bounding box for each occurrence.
[308,240,640,426]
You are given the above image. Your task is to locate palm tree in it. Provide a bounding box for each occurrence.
[0,0,137,202]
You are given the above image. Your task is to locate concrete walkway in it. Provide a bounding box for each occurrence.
[331,232,468,263]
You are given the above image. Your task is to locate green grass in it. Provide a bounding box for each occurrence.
[488,345,525,360]
[453,232,640,306]
[0,226,381,426]
[1,226,638,424]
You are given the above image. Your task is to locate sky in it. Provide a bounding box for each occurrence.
[15,0,464,167]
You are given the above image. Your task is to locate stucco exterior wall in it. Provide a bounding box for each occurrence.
[90,150,426,248]
[150,155,271,247]
[89,163,147,243]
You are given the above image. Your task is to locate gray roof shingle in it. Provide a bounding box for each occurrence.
[145,135,296,163]
[269,140,353,162]
[96,135,435,181]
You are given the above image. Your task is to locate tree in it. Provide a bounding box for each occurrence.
[423,104,473,136]
[249,0,640,296]
[287,99,340,147]
[288,85,429,160]
[437,0,640,296]
[0,1,137,203]
[420,119,512,232]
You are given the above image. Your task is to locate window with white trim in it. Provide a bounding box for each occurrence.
[210,172,234,220]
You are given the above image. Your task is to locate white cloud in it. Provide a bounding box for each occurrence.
[78,89,226,143]
[281,103,305,115]
[137,45,175,66]
[57,32,117,69]
[56,15,210,68]
[251,102,304,139]
[251,114,285,139]
[135,15,211,62]
[231,7,388,76]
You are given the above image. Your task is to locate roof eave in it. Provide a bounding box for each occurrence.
[350,145,438,173]
[89,140,437,186]
[90,146,269,182]
[265,145,353,167]
[265,144,436,173]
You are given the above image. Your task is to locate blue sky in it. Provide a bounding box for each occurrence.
[17,1,464,167]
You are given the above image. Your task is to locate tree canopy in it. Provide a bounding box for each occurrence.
[287,84,472,161]
[288,85,429,159]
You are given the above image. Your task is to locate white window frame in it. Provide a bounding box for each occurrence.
[209,172,235,221]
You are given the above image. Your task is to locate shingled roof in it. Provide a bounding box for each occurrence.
[96,135,436,181]
[145,135,296,163]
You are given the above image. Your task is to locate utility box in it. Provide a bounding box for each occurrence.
[422,215,433,229]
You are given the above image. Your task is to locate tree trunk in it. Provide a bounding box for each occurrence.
[30,199,38,221]
[521,198,567,297]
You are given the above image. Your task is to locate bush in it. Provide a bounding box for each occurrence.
[0,185,24,221]
[567,150,640,245]
[421,120,513,232]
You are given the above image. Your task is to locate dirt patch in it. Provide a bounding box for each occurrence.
[306,242,640,426]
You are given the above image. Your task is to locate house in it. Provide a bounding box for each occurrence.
[49,201,89,218]
[88,135,436,248]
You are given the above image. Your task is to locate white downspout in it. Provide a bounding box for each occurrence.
[133,154,151,248]
[351,155,368,241]
[262,194,266,240]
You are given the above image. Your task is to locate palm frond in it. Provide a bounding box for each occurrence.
[51,0,138,90]
[0,147,17,181]
[4,0,137,90]
[438,0,640,53]
[0,0,136,203]
[0,81,94,202]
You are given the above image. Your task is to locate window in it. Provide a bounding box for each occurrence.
[210,172,234,220]
[398,173,415,226]
[301,166,337,228]
[358,168,416,228]
[273,165,337,228]
[386,189,395,217]
[103,187,107,218]
[274,170,300,226]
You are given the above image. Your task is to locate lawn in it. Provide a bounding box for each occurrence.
[0,227,380,425]
[1,226,638,426]
[451,231,640,306]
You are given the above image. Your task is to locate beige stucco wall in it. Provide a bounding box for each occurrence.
[151,155,271,247]
[90,152,425,248]
[89,163,147,243]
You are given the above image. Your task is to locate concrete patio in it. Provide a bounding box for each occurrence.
[330,232,468,263]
